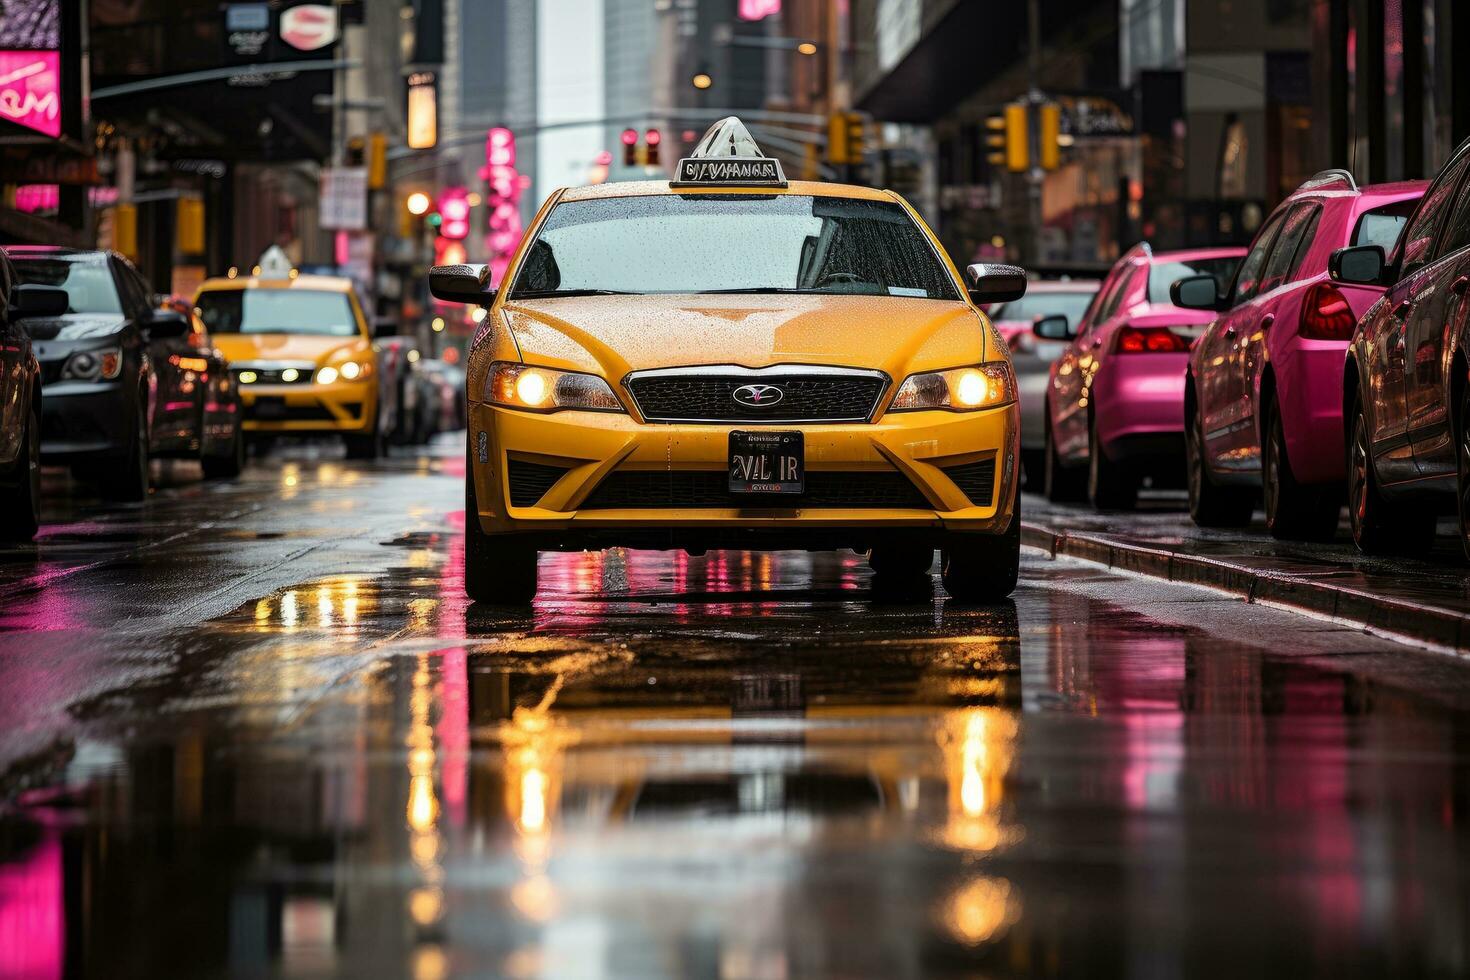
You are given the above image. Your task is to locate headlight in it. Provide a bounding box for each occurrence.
[485,361,624,413]
[888,364,1014,412]
[315,360,369,385]
[62,347,122,382]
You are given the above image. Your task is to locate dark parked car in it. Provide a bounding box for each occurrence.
[1337,135,1470,555]
[155,296,246,478]
[0,251,67,541]
[8,247,240,500]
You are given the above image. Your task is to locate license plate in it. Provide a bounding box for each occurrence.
[252,396,287,420]
[729,430,804,494]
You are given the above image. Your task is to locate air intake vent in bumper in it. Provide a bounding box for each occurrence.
[942,454,997,507]
[507,459,571,507]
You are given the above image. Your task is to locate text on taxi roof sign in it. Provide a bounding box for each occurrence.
[671,116,788,188]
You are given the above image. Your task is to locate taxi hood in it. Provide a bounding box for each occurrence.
[501,294,992,379]
[212,333,368,365]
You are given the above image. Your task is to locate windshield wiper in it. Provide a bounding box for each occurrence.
[510,288,639,299]
[694,287,809,295]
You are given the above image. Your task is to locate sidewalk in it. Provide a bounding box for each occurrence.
[1020,493,1470,654]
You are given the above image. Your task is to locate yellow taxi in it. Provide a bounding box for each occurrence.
[430,119,1026,604]
[195,254,384,458]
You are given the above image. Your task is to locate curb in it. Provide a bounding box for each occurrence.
[1020,522,1470,654]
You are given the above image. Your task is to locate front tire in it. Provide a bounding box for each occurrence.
[1186,399,1253,527]
[344,419,384,460]
[1262,398,1339,541]
[0,405,41,542]
[99,399,150,502]
[941,506,1020,603]
[1087,415,1137,510]
[465,457,538,604]
[1347,398,1434,554]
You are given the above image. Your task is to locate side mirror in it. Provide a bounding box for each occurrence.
[9,283,68,319]
[966,263,1027,304]
[1329,245,1387,286]
[1032,314,1074,341]
[144,308,192,339]
[429,263,494,304]
[1170,274,1223,311]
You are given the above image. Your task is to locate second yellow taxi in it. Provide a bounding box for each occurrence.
[430,118,1025,604]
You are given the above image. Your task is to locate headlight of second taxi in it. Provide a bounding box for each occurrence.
[888,363,1015,413]
[485,361,624,413]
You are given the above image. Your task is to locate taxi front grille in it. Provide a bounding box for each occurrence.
[507,459,571,507]
[941,454,997,507]
[624,368,887,423]
[580,469,931,510]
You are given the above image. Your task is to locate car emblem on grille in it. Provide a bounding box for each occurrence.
[732,383,785,408]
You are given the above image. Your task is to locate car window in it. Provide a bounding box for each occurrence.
[1148,256,1242,304]
[197,288,361,337]
[1352,199,1417,250]
[513,194,961,300]
[1260,204,1320,293]
[988,290,1096,328]
[1436,172,1470,259]
[13,256,124,315]
[1400,152,1470,276]
[1228,213,1283,305]
[1100,265,1142,322]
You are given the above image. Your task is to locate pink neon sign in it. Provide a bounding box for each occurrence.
[738,0,781,21]
[0,51,60,138]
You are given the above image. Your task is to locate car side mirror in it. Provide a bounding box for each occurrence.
[429,263,494,305]
[1170,274,1223,311]
[1330,245,1387,286]
[1032,314,1074,341]
[966,263,1027,305]
[9,283,68,319]
[144,308,192,339]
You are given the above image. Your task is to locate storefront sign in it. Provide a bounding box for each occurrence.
[320,166,367,231]
[738,0,781,20]
[407,71,437,150]
[225,4,270,57]
[0,50,60,137]
[280,5,338,52]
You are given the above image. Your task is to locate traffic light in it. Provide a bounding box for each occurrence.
[1004,103,1028,172]
[826,111,865,166]
[368,132,388,189]
[176,197,205,255]
[1039,103,1061,171]
[645,129,661,167]
[621,128,638,167]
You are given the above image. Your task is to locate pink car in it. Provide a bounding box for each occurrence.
[1176,172,1426,539]
[1039,243,1245,509]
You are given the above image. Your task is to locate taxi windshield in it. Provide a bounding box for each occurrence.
[510,194,961,300]
[197,288,359,337]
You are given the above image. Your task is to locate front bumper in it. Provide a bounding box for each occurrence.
[40,380,131,461]
[469,401,1019,551]
[239,380,376,434]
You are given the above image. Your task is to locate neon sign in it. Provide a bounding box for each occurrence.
[0,51,59,137]
[738,0,781,21]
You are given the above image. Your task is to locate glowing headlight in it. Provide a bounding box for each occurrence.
[316,366,339,385]
[238,370,258,384]
[888,364,1015,412]
[485,361,624,413]
[280,368,300,383]
[316,361,367,385]
[339,361,362,380]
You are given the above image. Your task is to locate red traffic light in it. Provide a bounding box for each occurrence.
[644,129,661,146]
[620,128,638,145]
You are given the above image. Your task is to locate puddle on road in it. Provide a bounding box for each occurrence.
[3,545,1470,977]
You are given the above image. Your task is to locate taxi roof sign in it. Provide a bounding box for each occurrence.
[672,116,788,188]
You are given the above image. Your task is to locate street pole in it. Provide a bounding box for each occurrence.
[1026,0,1044,268]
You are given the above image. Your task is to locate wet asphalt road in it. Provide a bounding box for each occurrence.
[2,442,1470,978]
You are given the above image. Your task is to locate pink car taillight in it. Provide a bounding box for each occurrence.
[1115,325,1191,354]
[1299,282,1357,340]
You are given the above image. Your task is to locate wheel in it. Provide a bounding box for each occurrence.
[1043,410,1087,503]
[465,454,538,604]
[1087,414,1137,510]
[202,408,245,479]
[941,508,1020,603]
[0,405,41,542]
[1347,398,1435,554]
[344,421,383,460]
[1262,397,1339,541]
[868,542,935,578]
[1186,400,1253,527]
[99,400,150,502]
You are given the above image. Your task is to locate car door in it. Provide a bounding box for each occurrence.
[1406,151,1470,476]
[1054,263,1132,459]
[1200,213,1281,472]
[1376,151,1470,480]
[1242,203,1320,458]
[0,253,20,466]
